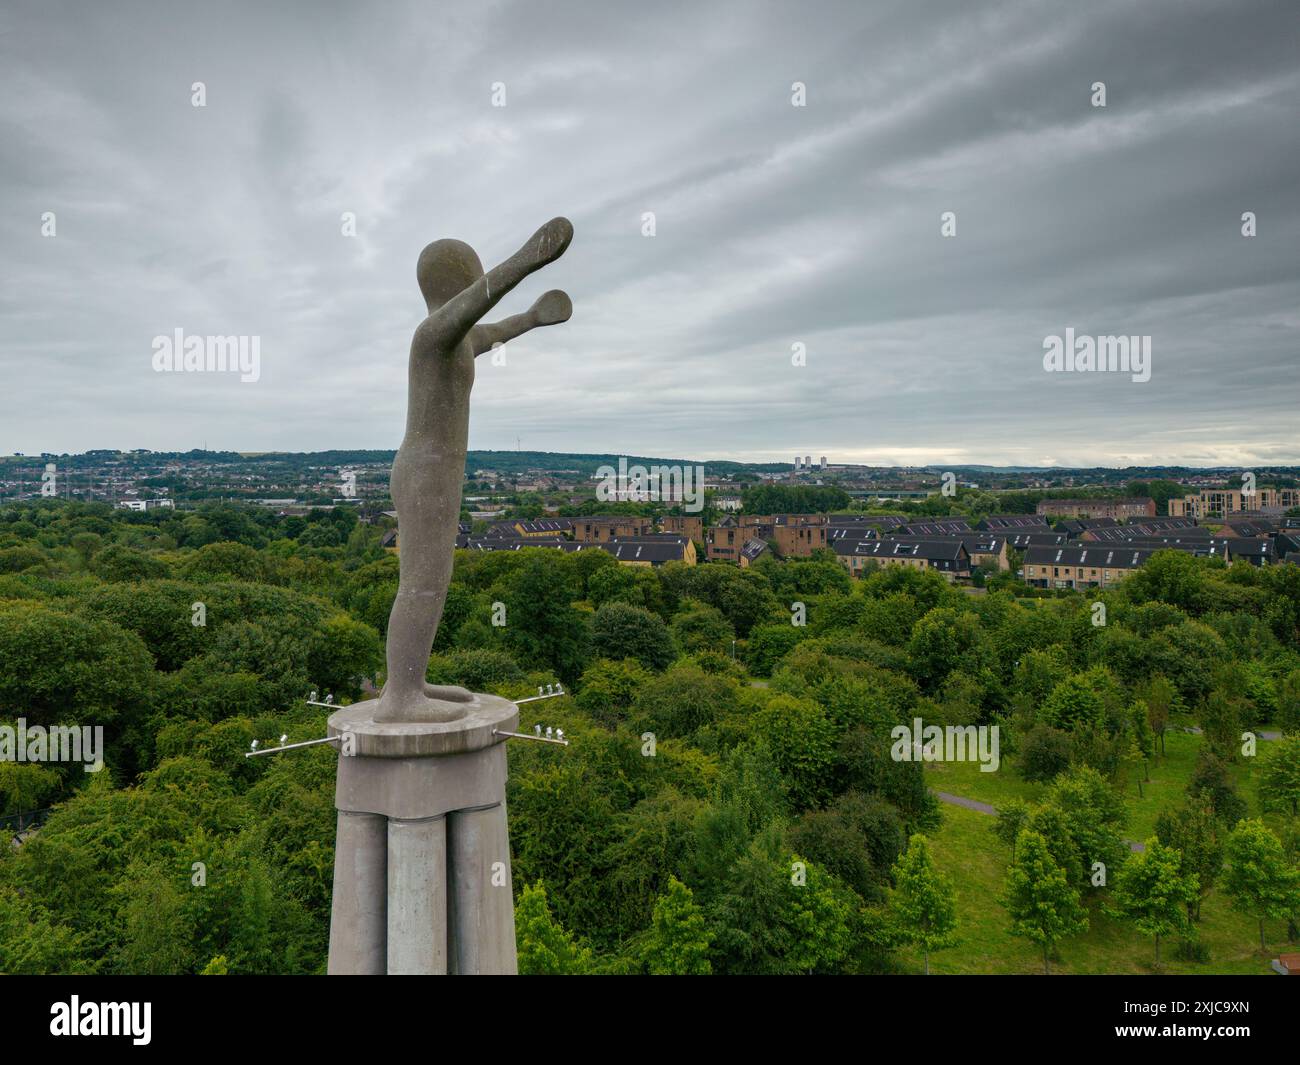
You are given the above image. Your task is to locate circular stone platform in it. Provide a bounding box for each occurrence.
[327,693,519,759]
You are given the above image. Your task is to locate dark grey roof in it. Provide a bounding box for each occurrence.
[977,515,1054,531]
[600,540,688,563]
[514,518,574,533]
[833,538,969,563]
[898,519,972,535]
[1226,538,1273,558]
[1022,545,1152,569]
[1007,532,1070,547]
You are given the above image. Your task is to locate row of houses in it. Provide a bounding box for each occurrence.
[381,500,1300,582]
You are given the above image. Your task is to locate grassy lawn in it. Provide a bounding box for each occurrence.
[897,804,1291,975]
[923,728,1267,842]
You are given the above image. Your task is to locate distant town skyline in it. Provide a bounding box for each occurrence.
[4,0,1298,466]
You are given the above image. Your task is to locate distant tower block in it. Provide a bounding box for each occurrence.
[794,455,802,471]
[820,456,827,470]
[804,455,813,470]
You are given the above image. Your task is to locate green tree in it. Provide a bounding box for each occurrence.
[1277,669,1300,735]
[1138,675,1178,756]
[1259,735,1300,817]
[1002,830,1088,974]
[670,600,734,656]
[640,877,712,975]
[751,693,837,811]
[574,657,651,727]
[994,799,1032,861]
[590,602,677,672]
[1107,839,1197,966]
[1155,801,1222,921]
[1188,749,1248,825]
[889,834,958,974]
[707,848,856,975]
[1040,675,1105,732]
[515,881,592,975]
[1221,819,1300,951]
[1018,725,1071,783]
[503,555,589,682]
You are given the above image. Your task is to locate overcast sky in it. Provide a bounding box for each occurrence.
[2,0,1297,467]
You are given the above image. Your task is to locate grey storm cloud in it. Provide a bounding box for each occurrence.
[1,0,1297,467]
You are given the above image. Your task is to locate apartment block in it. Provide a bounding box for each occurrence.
[1035,497,1155,520]
[572,515,654,542]
[660,514,704,543]
[1168,488,1300,519]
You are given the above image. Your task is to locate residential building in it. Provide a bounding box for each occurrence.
[832,538,971,581]
[571,515,654,542]
[602,536,696,567]
[772,521,828,558]
[660,514,704,543]
[1168,487,1300,519]
[893,534,1008,571]
[1022,545,1152,589]
[1036,498,1155,520]
[739,538,768,568]
[507,518,574,538]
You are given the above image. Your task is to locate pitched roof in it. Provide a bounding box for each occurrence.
[1022,545,1152,569]
[898,519,973,535]
[600,539,688,563]
[833,538,969,562]
[1226,538,1274,558]
[514,518,573,533]
[1007,532,1070,547]
[977,515,1054,531]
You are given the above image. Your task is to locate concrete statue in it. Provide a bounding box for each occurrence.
[325,218,574,975]
[377,216,574,723]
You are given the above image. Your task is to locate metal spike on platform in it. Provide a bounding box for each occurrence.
[245,735,342,758]
[492,727,569,746]
[514,684,565,705]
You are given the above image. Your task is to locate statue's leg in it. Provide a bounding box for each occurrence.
[376,447,471,722]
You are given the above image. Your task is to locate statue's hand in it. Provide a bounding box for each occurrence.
[524,217,574,270]
[532,289,572,326]
[471,289,573,355]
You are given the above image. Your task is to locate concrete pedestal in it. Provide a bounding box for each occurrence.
[325,694,519,975]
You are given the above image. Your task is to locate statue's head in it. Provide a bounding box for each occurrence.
[417,239,484,311]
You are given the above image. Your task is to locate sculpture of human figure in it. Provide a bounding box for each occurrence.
[374,217,574,723]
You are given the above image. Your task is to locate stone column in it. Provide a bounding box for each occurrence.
[326,810,387,975]
[447,801,517,975]
[326,694,519,975]
[387,815,447,975]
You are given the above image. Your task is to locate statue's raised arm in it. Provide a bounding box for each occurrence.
[375,218,574,724]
